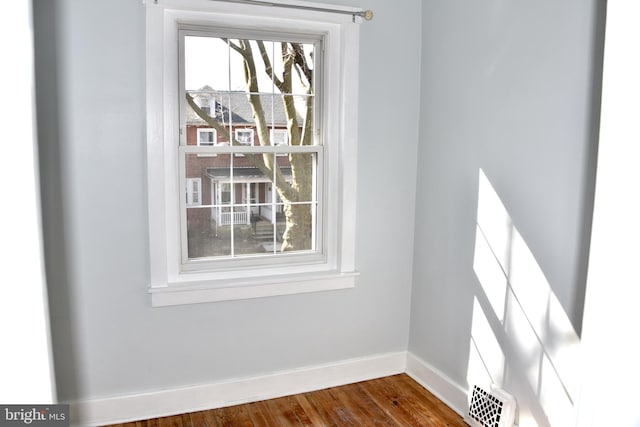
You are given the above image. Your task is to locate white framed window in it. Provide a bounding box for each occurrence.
[270,128,289,146]
[145,0,361,306]
[197,128,216,146]
[233,128,254,157]
[185,178,202,206]
[234,129,254,146]
[195,96,211,115]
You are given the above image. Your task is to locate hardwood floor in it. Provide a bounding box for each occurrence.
[104,374,467,427]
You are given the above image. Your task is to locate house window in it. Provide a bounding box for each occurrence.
[234,129,254,146]
[233,128,254,157]
[185,178,202,206]
[145,0,361,306]
[196,97,211,115]
[270,129,289,146]
[197,128,216,146]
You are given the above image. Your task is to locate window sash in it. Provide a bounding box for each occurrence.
[178,144,323,270]
[178,26,322,148]
[178,26,324,270]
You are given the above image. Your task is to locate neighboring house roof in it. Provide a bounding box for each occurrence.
[206,165,292,181]
[187,85,304,126]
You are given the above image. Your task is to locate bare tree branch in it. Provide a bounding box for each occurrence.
[256,40,284,89]
[220,38,248,61]
[291,43,313,85]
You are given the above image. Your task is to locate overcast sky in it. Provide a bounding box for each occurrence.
[184,35,314,94]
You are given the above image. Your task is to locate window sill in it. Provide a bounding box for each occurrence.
[150,270,359,307]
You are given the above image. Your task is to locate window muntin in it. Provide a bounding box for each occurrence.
[180,29,321,267]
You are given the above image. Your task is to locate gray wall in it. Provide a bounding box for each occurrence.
[34,0,422,401]
[410,0,603,425]
[35,0,606,423]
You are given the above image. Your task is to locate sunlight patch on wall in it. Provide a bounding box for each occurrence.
[476,168,513,274]
[473,226,508,322]
[507,223,580,397]
[468,298,506,387]
[471,169,581,426]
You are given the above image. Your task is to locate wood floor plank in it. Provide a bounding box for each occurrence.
[284,395,316,426]
[360,377,428,427]
[294,393,330,426]
[387,376,465,427]
[102,374,467,427]
[242,400,272,427]
[326,384,380,425]
[262,395,304,426]
[202,408,227,427]
[187,410,207,426]
[301,388,341,426]
[337,382,397,426]
[306,386,365,426]
[222,404,253,427]
[157,415,184,427]
[393,375,467,426]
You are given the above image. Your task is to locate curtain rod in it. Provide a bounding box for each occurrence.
[204,0,374,21]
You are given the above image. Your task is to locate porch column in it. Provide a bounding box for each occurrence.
[245,182,251,224]
[216,182,221,224]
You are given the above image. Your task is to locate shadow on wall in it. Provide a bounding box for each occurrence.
[33,0,81,402]
[467,169,580,427]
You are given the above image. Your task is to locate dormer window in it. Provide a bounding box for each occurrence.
[196,97,211,115]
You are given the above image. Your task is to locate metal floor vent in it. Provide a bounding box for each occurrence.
[466,385,516,427]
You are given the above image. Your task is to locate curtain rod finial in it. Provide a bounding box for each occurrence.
[363,9,373,21]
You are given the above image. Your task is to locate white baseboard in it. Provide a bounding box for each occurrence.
[405,352,469,418]
[70,351,406,426]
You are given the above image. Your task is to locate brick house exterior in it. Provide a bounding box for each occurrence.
[185,87,299,233]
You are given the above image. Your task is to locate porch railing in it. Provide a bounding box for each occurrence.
[219,210,249,226]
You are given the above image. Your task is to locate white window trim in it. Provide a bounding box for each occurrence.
[145,0,360,306]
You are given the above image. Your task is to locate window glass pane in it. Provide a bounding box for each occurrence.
[228,157,274,256]
[227,39,273,92]
[291,95,314,145]
[289,153,316,203]
[270,129,288,146]
[187,206,230,258]
[225,94,255,127]
[271,42,315,96]
[182,31,320,262]
[185,153,229,259]
[276,203,315,253]
[184,36,230,91]
[260,95,275,129]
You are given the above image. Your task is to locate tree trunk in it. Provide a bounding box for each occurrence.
[281,203,312,251]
